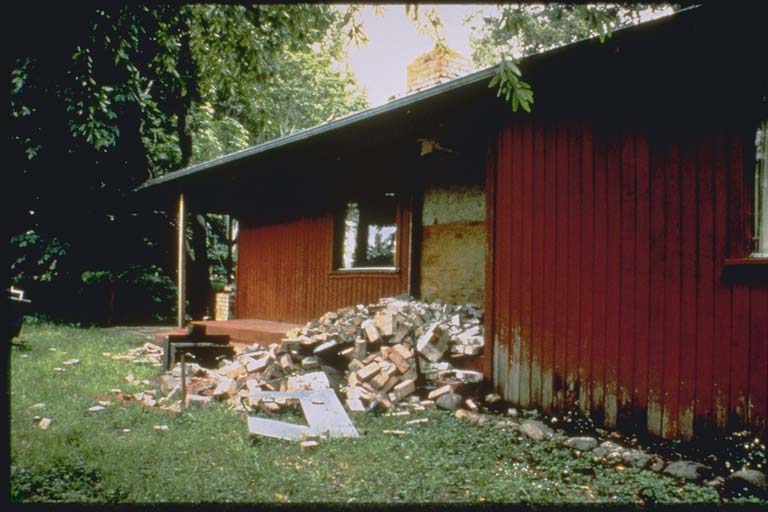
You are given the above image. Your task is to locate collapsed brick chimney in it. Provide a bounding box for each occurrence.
[406,45,473,94]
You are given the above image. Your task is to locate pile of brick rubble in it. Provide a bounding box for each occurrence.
[117,296,487,416]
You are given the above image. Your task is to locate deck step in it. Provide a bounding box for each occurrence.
[190,319,302,345]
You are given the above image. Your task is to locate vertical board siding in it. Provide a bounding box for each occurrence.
[491,118,767,439]
[236,208,410,324]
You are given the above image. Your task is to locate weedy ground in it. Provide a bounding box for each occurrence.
[7,323,743,505]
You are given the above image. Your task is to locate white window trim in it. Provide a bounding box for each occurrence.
[752,120,768,258]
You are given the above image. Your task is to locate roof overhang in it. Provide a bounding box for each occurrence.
[136,4,767,213]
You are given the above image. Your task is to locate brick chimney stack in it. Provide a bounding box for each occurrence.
[406,45,473,94]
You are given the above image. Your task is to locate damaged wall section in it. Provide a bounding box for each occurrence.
[420,156,486,306]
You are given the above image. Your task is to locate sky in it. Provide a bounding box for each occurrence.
[342,4,490,107]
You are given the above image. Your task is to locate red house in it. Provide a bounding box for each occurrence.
[141,5,767,440]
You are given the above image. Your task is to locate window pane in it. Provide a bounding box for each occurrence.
[337,193,397,269]
[755,121,767,257]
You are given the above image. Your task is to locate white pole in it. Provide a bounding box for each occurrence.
[177,193,186,328]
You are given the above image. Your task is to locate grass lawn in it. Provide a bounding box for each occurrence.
[9,323,725,505]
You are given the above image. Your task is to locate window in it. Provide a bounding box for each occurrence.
[754,120,768,257]
[334,192,397,270]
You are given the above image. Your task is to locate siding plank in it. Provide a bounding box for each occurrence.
[695,133,716,432]
[591,123,608,420]
[748,288,767,433]
[619,128,637,425]
[634,128,651,426]
[530,122,546,407]
[662,138,682,439]
[566,121,582,409]
[542,123,558,413]
[646,129,666,437]
[679,133,698,441]
[555,123,570,411]
[519,121,534,407]
[579,121,594,415]
[712,131,732,431]
[604,124,621,428]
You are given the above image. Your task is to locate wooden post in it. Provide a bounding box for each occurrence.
[177,193,186,328]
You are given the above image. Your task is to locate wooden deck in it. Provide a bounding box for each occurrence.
[190,319,302,345]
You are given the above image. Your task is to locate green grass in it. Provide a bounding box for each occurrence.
[10,323,724,504]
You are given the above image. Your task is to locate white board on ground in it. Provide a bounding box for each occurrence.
[246,416,313,441]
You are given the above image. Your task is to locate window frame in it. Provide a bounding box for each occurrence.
[751,119,768,258]
[330,191,402,274]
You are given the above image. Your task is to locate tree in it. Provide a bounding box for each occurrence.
[468,4,675,112]
[8,3,367,323]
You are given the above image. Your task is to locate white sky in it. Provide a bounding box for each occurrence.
[341,4,489,107]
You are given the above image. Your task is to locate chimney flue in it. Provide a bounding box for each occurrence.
[406,45,472,94]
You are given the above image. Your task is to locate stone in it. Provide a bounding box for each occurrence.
[705,476,725,489]
[592,441,623,459]
[435,392,463,411]
[563,436,598,451]
[663,460,710,481]
[724,469,768,500]
[648,455,666,473]
[621,449,652,469]
[455,409,482,423]
[520,420,554,441]
[300,356,321,370]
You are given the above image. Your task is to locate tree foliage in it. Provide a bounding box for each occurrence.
[8,3,367,323]
[469,4,674,112]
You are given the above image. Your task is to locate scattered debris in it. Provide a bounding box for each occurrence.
[62,359,80,366]
[300,440,319,450]
[154,425,170,432]
[36,417,52,430]
[88,405,106,412]
[110,297,486,426]
[110,342,164,366]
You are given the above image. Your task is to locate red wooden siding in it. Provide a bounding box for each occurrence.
[489,117,767,439]
[236,206,411,324]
